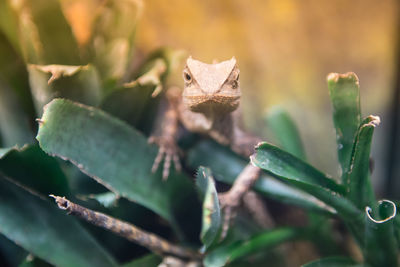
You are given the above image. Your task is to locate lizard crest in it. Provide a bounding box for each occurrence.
[182,57,241,114]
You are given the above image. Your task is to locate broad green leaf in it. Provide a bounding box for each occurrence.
[0,32,34,146]
[19,255,52,267]
[36,98,199,224]
[265,106,306,159]
[187,141,335,215]
[28,64,101,114]
[0,175,116,267]
[89,0,142,83]
[100,59,167,127]
[302,256,362,267]
[252,142,362,220]
[252,142,344,194]
[122,254,162,267]
[364,200,398,267]
[0,146,15,157]
[346,116,379,209]
[100,83,156,128]
[3,0,80,64]
[327,72,361,180]
[0,235,27,267]
[0,80,33,146]
[23,0,81,64]
[204,228,298,267]
[195,167,221,249]
[0,0,41,63]
[0,144,69,196]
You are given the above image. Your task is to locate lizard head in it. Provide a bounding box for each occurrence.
[182,57,241,114]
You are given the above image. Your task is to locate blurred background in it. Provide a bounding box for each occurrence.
[1,0,399,206]
[0,0,400,265]
[2,0,400,195]
[136,0,399,195]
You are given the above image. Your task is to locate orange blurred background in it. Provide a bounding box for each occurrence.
[132,0,398,187]
[50,0,400,191]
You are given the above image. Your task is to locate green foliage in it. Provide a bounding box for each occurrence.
[36,98,198,226]
[204,228,298,267]
[302,256,362,267]
[253,73,398,266]
[328,72,361,181]
[0,1,398,266]
[265,106,306,159]
[195,167,221,250]
[0,176,116,267]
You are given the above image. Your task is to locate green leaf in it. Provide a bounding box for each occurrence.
[121,254,162,267]
[195,167,221,249]
[89,0,142,83]
[0,1,21,56]
[24,0,81,64]
[327,72,361,180]
[0,144,69,196]
[265,106,306,159]
[100,59,167,127]
[36,98,199,225]
[2,0,80,64]
[0,234,27,267]
[204,228,298,267]
[364,200,398,267]
[0,175,117,267]
[302,256,361,267]
[27,64,102,114]
[252,142,344,194]
[19,255,52,267]
[0,81,33,146]
[346,116,379,209]
[0,33,34,147]
[252,142,362,220]
[187,141,335,215]
[100,83,156,129]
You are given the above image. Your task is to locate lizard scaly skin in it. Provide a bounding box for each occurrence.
[151,57,271,238]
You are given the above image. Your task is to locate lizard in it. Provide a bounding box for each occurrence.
[150,57,271,238]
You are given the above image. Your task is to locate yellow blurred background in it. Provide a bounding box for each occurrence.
[133,0,398,186]
[13,0,399,190]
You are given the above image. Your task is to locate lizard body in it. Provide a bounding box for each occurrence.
[151,57,261,170]
[50,58,268,260]
[151,57,269,238]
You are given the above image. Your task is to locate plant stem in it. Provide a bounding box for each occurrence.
[50,195,201,260]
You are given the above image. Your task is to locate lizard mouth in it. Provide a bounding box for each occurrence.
[183,94,241,113]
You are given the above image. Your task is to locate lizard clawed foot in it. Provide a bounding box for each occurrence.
[218,191,241,241]
[148,136,182,180]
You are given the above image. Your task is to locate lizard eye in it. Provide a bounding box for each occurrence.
[184,72,192,83]
[232,80,238,89]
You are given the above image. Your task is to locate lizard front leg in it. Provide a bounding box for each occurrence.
[219,163,261,239]
[149,87,182,180]
[219,129,273,239]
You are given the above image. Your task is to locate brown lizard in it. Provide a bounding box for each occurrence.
[150,57,271,238]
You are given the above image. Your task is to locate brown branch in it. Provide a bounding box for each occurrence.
[50,195,201,260]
